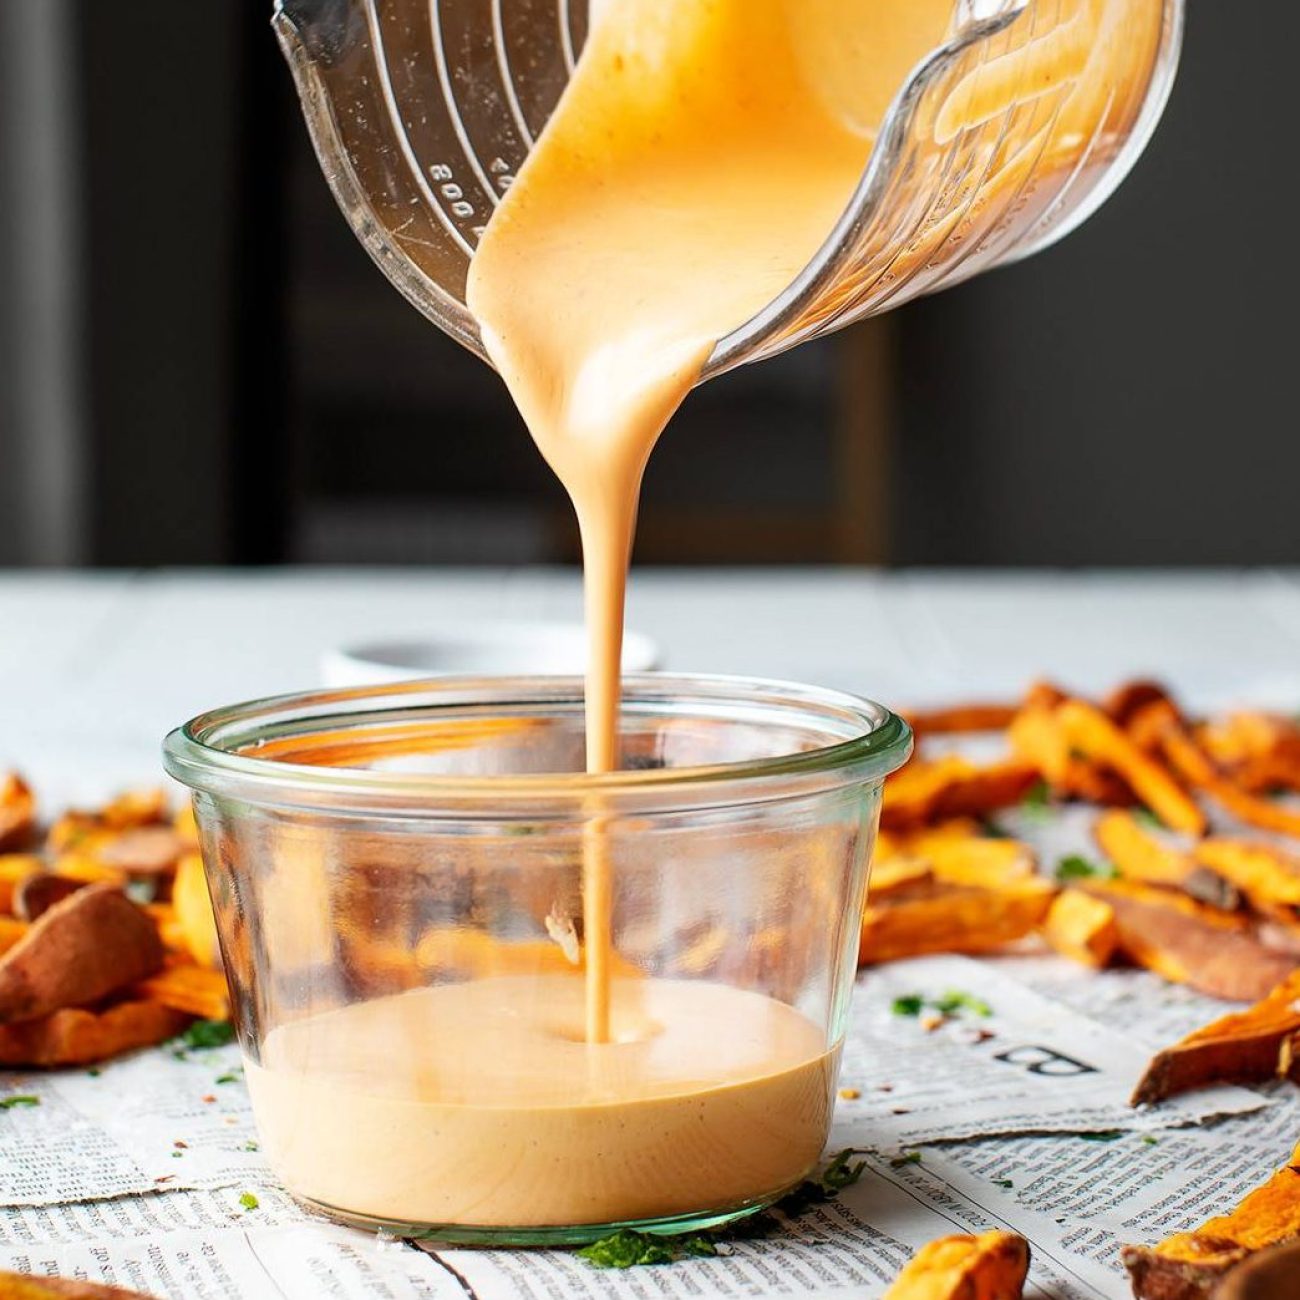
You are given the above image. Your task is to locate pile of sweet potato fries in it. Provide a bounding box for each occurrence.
[0,777,226,1068]
[873,679,1300,1298]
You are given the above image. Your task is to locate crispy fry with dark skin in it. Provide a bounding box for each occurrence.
[1104,680,1175,728]
[0,886,163,1023]
[1132,970,1300,1105]
[860,879,1055,965]
[1084,880,1296,1002]
[883,1232,1030,1300]
[1122,1141,1300,1300]
[0,775,36,852]
[1042,889,1118,969]
[1057,700,1206,834]
[1192,841,1300,919]
[1095,811,1240,910]
[1215,1242,1300,1300]
[0,999,189,1068]
[0,855,42,914]
[134,960,230,1021]
[903,703,1019,737]
[12,873,85,922]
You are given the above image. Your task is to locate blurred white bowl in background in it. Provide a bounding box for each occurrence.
[321,623,661,687]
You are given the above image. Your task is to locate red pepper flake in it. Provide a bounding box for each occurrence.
[201,1095,216,1104]
[173,1140,188,1149]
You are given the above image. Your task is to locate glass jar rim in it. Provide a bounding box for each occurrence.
[162,673,912,816]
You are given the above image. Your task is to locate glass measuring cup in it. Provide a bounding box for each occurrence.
[273,0,1183,378]
[163,675,913,1242]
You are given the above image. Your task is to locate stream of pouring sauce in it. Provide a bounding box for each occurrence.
[466,0,953,1043]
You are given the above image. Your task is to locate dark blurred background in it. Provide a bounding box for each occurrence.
[0,2,1294,570]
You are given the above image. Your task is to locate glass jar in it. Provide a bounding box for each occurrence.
[163,675,911,1244]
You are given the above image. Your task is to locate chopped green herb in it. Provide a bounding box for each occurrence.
[890,1151,923,1169]
[1080,1131,1124,1142]
[1056,855,1118,882]
[981,818,1011,840]
[820,1149,867,1193]
[180,1020,235,1050]
[171,1151,183,1159]
[1022,781,1053,815]
[769,1149,866,1217]
[577,1229,716,1269]
[215,1073,240,1085]
[242,1140,260,1152]
[86,1068,101,1078]
[1133,808,1162,830]
[994,1178,1014,1189]
[932,990,993,1019]
[893,991,993,1021]
[1141,1135,1160,1147]
[239,1192,260,1211]
[0,1095,40,1110]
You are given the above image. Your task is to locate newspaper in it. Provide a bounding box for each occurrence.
[1,947,1291,1300]
[842,956,1266,1145]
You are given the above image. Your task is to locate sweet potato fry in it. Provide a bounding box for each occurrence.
[860,879,1055,965]
[930,761,1040,821]
[0,855,43,915]
[1008,706,1071,787]
[96,827,186,877]
[0,918,28,957]
[49,852,125,888]
[903,703,1019,737]
[172,852,221,968]
[13,873,85,922]
[1058,700,1206,834]
[883,757,974,829]
[0,886,163,1023]
[869,859,936,899]
[1199,713,1300,792]
[1215,1242,1300,1300]
[0,775,36,852]
[0,998,189,1068]
[1158,718,1300,841]
[884,758,1039,830]
[135,960,230,1021]
[1095,811,1239,910]
[1042,889,1119,969]
[1086,880,1296,1002]
[1133,971,1300,1105]
[1105,679,1176,727]
[0,1273,159,1299]
[1009,705,1134,804]
[98,787,169,831]
[907,834,1036,888]
[883,1231,1030,1300]
[1193,840,1300,920]
[1122,1140,1300,1299]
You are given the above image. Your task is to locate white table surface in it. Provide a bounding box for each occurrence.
[5,566,1300,803]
